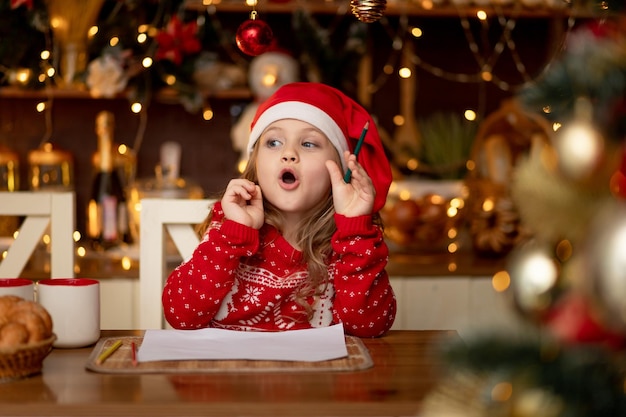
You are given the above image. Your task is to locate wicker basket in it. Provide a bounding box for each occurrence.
[0,335,56,382]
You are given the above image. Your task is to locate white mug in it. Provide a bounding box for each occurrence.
[37,278,100,348]
[0,278,35,301]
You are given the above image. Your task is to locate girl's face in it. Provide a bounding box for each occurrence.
[255,119,341,219]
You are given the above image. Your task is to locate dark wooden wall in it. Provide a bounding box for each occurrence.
[0,14,571,235]
[0,97,241,232]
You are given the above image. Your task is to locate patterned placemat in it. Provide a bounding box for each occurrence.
[85,336,373,374]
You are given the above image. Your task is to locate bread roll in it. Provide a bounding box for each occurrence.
[8,301,53,337]
[8,311,47,343]
[0,322,29,348]
[0,296,22,327]
[0,295,54,347]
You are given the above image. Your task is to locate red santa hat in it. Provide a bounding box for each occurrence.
[247,82,392,213]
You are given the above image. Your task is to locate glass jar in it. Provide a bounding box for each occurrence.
[28,143,74,191]
[0,146,19,191]
[0,146,20,237]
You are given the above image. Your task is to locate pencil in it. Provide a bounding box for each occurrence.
[131,341,138,367]
[343,121,369,183]
[96,339,123,365]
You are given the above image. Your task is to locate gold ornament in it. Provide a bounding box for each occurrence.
[507,239,562,320]
[46,0,105,89]
[581,201,626,331]
[350,0,386,23]
[468,194,526,256]
[552,97,621,187]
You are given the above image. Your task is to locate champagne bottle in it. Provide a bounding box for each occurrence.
[86,111,131,250]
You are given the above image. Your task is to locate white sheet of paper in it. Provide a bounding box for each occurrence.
[137,324,348,363]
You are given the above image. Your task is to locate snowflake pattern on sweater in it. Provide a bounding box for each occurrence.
[162,202,396,337]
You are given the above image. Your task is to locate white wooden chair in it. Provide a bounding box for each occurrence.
[0,192,75,278]
[139,198,216,329]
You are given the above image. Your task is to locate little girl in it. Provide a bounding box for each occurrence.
[162,82,396,337]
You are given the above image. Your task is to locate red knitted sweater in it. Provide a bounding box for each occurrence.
[162,202,396,337]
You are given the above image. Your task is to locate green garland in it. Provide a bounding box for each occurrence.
[291,8,367,97]
[434,332,626,416]
[0,0,48,86]
[517,18,626,144]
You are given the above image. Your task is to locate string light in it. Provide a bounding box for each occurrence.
[464,109,477,121]
[11,0,580,161]
[203,101,214,121]
[371,2,576,95]
[366,16,405,94]
[131,102,142,113]
[410,27,422,37]
[13,69,32,86]
[398,67,411,78]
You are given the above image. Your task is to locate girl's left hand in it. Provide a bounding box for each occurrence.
[326,151,375,217]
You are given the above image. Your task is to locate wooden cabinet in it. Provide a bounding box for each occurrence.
[100,277,139,329]
[390,275,524,339]
[98,273,523,336]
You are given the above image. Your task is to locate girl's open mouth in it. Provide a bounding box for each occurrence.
[279,169,299,190]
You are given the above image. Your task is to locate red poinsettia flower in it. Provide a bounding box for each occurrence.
[10,0,33,9]
[155,15,202,66]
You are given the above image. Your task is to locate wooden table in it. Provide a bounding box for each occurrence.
[0,330,458,417]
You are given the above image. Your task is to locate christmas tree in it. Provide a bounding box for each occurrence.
[421,11,626,417]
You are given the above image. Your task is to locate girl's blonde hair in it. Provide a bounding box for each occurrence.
[198,141,381,320]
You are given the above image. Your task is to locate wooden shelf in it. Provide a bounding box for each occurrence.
[155,87,252,103]
[186,0,591,18]
[0,86,253,101]
[387,250,506,277]
[0,87,92,99]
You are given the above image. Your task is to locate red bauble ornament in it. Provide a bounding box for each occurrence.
[236,16,273,57]
[611,147,626,199]
[542,294,626,351]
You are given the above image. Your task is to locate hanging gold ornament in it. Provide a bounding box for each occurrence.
[350,0,386,23]
[46,0,105,89]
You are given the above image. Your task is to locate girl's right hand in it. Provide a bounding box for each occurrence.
[221,179,264,229]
